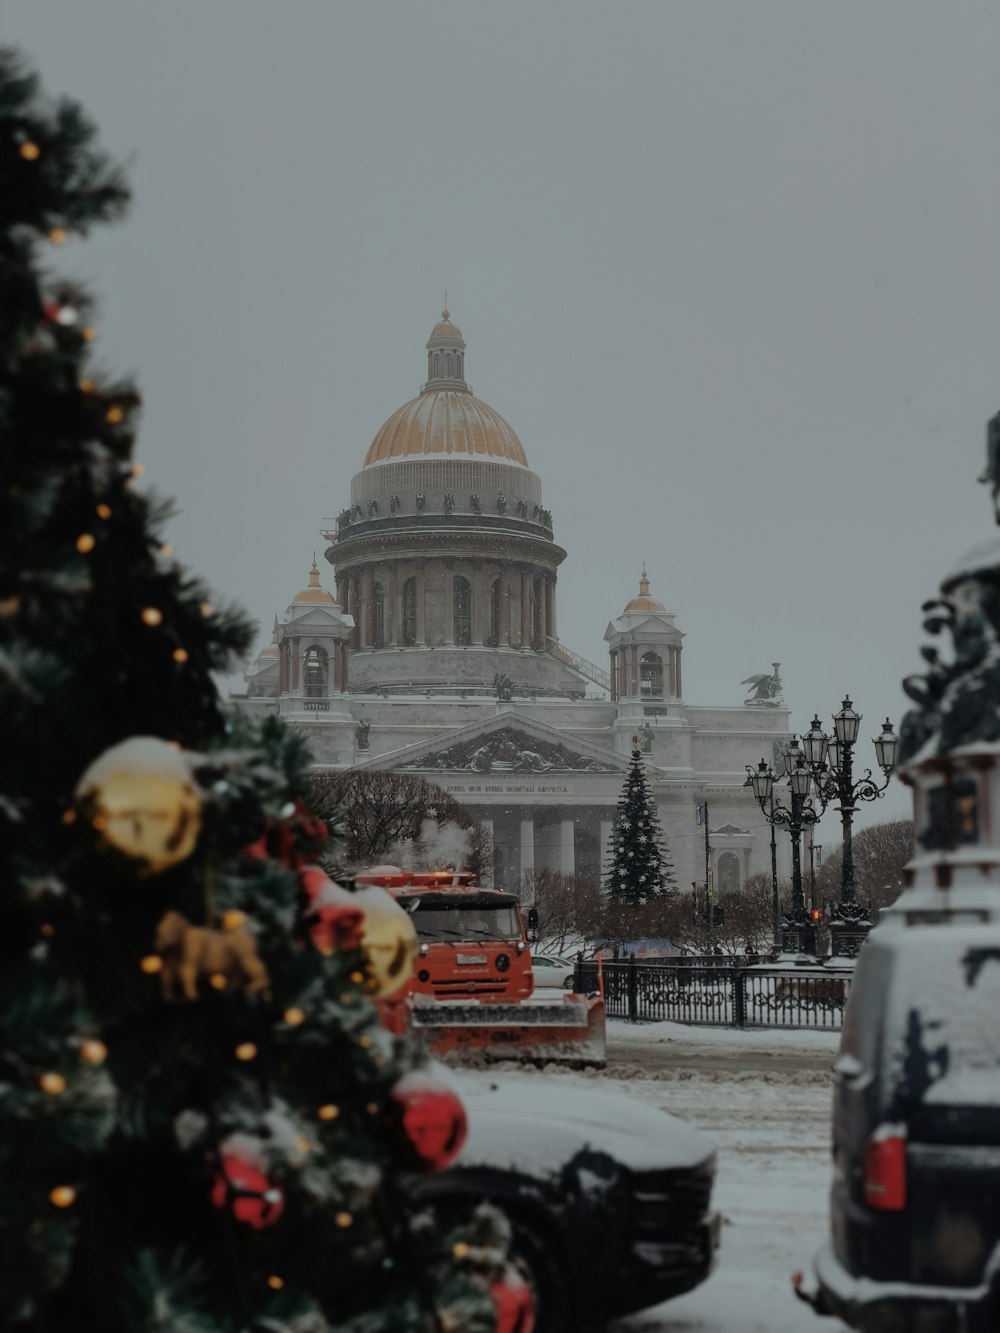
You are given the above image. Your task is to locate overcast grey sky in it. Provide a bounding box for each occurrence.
[7,1,999,836]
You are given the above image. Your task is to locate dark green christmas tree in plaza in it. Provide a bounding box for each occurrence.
[0,49,524,1332]
[605,743,675,905]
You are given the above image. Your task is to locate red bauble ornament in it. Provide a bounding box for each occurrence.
[300,865,364,954]
[491,1264,535,1333]
[390,1071,467,1172]
[211,1138,284,1229]
[242,800,328,870]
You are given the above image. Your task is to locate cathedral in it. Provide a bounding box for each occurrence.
[235,311,793,894]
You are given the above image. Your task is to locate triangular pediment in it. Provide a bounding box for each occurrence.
[712,823,749,836]
[605,614,684,642]
[357,710,625,775]
[280,606,353,632]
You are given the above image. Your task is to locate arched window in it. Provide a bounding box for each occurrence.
[372,582,385,649]
[402,578,417,646]
[640,651,664,698]
[457,353,464,379]
[718,852,741,896]
[303,645,328,697]
[433,352,441,376]
[453,576,472,646]
[445,351,454,378]
[489,578,500,646]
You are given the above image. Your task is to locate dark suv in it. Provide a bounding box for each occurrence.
[805,923,1000,1331]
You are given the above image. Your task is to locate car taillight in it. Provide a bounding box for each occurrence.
[864,1132,907,1210]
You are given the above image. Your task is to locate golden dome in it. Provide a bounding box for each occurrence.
[430,308,463,340]
[624,568,666,614]
[255,617,280,660]
[292,561,336,605]
[364,389,528,468]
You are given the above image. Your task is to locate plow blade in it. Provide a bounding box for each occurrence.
[409,993,606,1069]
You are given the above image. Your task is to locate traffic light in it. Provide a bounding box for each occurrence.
[712,905,725,927]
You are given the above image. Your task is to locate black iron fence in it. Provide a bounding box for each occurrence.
[574,956,852,1030]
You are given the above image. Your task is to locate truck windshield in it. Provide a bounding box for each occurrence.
[412,904,521,942]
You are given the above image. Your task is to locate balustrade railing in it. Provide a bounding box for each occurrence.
[574,956,852,1031]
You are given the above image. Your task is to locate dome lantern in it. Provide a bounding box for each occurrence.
[423,307,468,393]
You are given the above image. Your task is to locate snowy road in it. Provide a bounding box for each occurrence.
[545,1021,848,1331]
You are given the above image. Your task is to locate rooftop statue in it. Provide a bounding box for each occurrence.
[742,663,783,707]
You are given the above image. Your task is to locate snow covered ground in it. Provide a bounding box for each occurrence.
[503,1019,847,1331]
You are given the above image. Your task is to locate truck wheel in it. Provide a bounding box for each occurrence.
[507,1215,572,1333]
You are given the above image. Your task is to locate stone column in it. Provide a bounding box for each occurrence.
[520,818,535,880]
[676,647,683,698]
[631,644,639,696]
[560,819,575,876]
[472,566,485,646]
[610,651,617,702]
[388,564,398,646]
[499,567,510,647]
[537,578,548,649]
[520,572,532,650]
[362,570,375,647]
[415,569,426,646]
[545,576,555,643]
[479,818,494,886]
[443,568,455,645]
[599,819,613,887]
[667,646,676,697]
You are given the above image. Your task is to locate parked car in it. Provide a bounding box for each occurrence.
[530,953,576,989]
[801,923,1000,1332]
[415,1066,720,1333]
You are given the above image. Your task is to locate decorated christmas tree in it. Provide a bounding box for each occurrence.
[605,745,675,905]
[0,48,525,1332]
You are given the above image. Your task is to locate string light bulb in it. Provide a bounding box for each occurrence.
[41,923,54,938]
[96,503,111,519]
[335,1211,353,1228]
[140,955,163,974]
[160,542,174,556]
[141,607,163,626]
[19,141,40,160]
[75,534,95,553]
[283,1007,305,1026]
[452,1242,470,1259]
[61,809,76,825]
[79,1039,107,1065]
[131,463,145,477]
[49,1186,77,1208]
[105,406,124,424]
[222,909,247,931]
[199,601,214,617]
[0,596,20,617]
[234,1042,257,1062]
[171,647,189,663]
[82,326,97,342]
[39,1072,66,1095]
[79,378,94,393]
[267,1275,284,1291]
[48,228,68,245]
[318,1104,339,1121]
[209,973,228,991]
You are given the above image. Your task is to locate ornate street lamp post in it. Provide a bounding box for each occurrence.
[802,700,899,955]
[747,754,826,955]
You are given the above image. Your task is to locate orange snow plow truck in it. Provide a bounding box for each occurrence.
[357,868,606,1068]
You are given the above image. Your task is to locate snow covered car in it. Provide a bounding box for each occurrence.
[414,1068,720,1333]
[802,925,1000,1332]
[530,954,576,989]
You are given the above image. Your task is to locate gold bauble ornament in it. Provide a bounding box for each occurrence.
[74,736,202,876]
[352,885,418,999]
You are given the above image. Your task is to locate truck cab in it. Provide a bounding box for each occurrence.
[357,869,534,1002]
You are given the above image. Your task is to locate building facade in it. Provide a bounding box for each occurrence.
[236,312,793,893]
